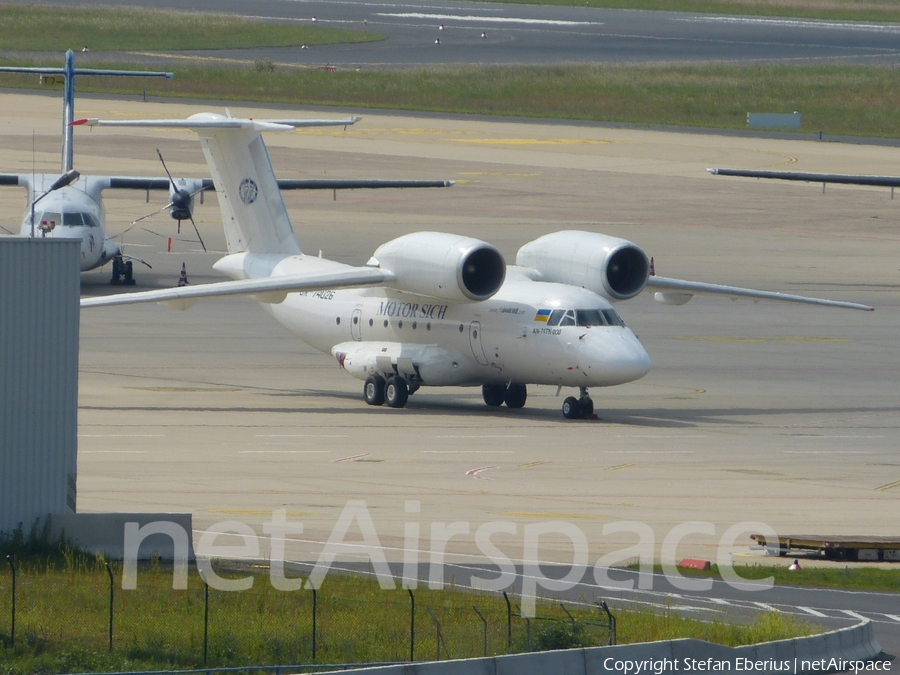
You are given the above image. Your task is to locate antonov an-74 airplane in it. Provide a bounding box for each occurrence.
[80,113,873,419]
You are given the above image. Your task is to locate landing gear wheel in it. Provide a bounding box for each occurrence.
[504,383,527,409]
[364,374,386,406]
[579,397,594,416]
[562,396,583,419]
[482,384,506,407]
[384,376,409,409]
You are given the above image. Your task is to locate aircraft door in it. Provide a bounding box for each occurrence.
[468,321,489,366]
[351,309,362,341]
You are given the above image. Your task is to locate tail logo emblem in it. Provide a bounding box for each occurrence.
[238,178,258,205]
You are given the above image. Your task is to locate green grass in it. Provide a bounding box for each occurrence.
[475,0,900,23]
[0,561,816,674]
[639,563,900,593]
[3,61,899,138]
[0,3,381,51]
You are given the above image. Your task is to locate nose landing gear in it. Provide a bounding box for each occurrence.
[562,388,595,419]
[109,256,135,286]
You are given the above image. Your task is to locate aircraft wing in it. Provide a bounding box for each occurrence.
[645,276,873,311]
[80,267,395,308]
[106,178,452,191]
[708,168,900,188]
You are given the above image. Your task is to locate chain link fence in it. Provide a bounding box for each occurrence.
[0,558,614,669]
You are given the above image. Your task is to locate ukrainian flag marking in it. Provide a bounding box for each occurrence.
[534,309,551,323]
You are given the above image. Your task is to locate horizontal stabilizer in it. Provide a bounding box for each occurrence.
[73,116,360,131]
[708,168,900,188]
[646,276,873,311]
[81,267,396,308]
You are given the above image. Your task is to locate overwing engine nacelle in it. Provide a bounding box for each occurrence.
[516,231,650,302]
[368,232,506,302]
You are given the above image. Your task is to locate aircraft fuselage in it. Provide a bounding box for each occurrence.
[16,176,119,272]
[215,253,651,390]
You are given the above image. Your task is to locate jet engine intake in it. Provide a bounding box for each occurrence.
[370,232,506,302]
[516,231,649,301]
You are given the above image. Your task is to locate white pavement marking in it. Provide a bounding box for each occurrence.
[424,450,515,453]
[79,434,164,437]
[256,434,348,438]
[708,598,732,605]
[884,614,900,623]
[797,606,830,618]
[752,602,781,612]
[841,609,870,621]
[434,436,525,439]
[376,13,601,27]
[240,450,331,454]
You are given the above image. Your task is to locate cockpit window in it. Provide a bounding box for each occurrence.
[63,212,84,227]
[602,309,625,327]
[36,212,62,229]
[575,309,604,326]
[82,213,100,227]
[559,310,576,327]
[547,309,565,327]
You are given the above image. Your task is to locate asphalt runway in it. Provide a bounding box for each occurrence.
[2,90,899,650]
[17,0,900,68]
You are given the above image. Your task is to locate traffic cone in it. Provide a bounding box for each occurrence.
[177,263,189,287]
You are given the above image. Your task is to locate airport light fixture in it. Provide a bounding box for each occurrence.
[30,169,80,238]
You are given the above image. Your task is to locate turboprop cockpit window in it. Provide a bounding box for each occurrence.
[36,212,62,229]
[63,212,84,226]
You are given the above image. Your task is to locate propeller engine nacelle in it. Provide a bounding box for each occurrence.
[516,231,650,302]
[369,232,506,302]
[168,178,203,222]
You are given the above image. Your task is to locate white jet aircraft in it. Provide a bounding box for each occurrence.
[80,113,873,419]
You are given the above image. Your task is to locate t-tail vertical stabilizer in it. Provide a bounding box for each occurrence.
[74,113,361,255]
[0,50,172,173]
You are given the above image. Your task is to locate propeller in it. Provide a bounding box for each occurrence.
[155,148,207,252]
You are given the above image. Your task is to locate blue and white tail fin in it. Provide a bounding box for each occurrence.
[0,49,171,172]
[75,113,360,255]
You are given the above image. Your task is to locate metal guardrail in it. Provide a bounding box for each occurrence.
[63,663,406,675]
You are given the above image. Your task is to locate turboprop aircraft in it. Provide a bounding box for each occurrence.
[0,50,172,281]
[79,113,873,419]
[0,51,451,284]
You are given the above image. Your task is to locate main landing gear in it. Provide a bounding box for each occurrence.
[482,383,527,409]
[364,374,419,409]
[562,387,594,420]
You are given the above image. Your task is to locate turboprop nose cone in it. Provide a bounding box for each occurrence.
[583,329,651,385]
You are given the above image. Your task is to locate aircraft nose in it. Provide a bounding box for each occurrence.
[581,329,651,385]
